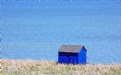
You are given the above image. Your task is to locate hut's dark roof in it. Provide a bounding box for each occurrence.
[59,45,85,53]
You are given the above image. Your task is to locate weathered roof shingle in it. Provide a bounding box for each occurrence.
[59,45,85,53]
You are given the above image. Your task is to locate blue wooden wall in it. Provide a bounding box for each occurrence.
[78,47,86,64]
[58,52,78,64]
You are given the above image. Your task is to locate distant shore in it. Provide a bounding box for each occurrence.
[1,59,121,75]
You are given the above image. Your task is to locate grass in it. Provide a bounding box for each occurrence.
[1,59,121,75]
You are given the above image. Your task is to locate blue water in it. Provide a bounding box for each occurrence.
[1,0,121,64]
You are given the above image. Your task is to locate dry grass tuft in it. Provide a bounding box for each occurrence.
[1,59,121,75]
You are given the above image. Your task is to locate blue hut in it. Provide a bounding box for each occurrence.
[58,45,87,64]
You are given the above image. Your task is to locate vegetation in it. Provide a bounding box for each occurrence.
[1,59,121,75]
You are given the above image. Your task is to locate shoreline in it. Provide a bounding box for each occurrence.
[1,59,121,75]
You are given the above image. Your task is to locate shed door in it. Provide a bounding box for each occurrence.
[65,53,78,64]
[66,53,78,64]
[70,56,77,64]
[66,53,70,64]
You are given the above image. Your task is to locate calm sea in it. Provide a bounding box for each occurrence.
[1,0,121,64]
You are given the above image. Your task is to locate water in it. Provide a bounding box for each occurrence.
[1,0,121,64]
